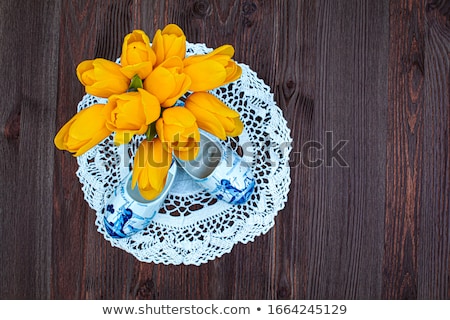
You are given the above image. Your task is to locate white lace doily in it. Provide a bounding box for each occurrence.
[75,42,292,265]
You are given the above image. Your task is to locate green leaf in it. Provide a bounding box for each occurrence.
[145,121,157,141]
[129,74,143,91]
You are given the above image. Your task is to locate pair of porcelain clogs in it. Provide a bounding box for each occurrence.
[103,131,255,239]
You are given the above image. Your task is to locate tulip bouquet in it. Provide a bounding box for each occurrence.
[54,24,244,200]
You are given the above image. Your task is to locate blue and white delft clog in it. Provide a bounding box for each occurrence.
[176,131,255,205]
[103,161,177,238]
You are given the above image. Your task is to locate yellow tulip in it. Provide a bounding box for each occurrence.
[185,92,243,140]
[54,104,112,157]
[156,107,200,161]
[143,56,191,107]
[76,59,130,98]
[104,89,161,145]
[152,24,186,66]
[183,45,242,92]
[120,30,156,79]
[131,138,172,200]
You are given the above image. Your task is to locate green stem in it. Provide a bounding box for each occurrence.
[145,121,157,141]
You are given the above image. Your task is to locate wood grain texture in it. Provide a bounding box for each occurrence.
[383,0,425,300]
[0,0,60,299]
[307,0,389,299]
[418,1,450,299]
[0,0,449,299]
[383,0,450,299]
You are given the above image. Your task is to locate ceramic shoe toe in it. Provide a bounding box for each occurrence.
[103,161,177,238]
[176,131,255,205]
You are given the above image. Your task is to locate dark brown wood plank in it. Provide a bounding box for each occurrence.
[418,3,450,299]
[270,0,317,300]
[0,0,60,299]
[82,0,141,300]
[305,0,389,299]
[197,0,279,300]
[52,0,136,299]
[383,0,425,299]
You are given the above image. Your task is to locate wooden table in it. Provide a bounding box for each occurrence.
[1,0,449,299]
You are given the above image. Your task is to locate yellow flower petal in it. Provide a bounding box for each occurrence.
[225,62,242,84]
[155,118,165,142]
[132,138,172,200]
[131,139,148,188]
[185,92,243,140]
[138,188,162,201]
[227,117,244,137]
[185,102,226,140]
[183,44,234,66]
[143,58,191,107]
[113,130,136,145]
[76,58,130,98]
[162,24,184,36]
[165,36,186,60]
[151,30,164,65]
[162,107,197,128]
[138,88,161,124]
[105,90,160,145]
[121,30,155,67]
[76,60,94,84]
[156,107,200,160]
[152,24,186,66]
[54,104,112,157]
[120,61,153,79]
[149,141,172,190]
[92,59,123,77]
[162,73,190,107]
[187,92,240,118]
[184,60,227,92]
[85,79,128,98]
[144,66,176,104]
[127,42,148,65]
[183,44,241,91]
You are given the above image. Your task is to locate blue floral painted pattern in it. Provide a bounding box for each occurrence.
[104,205,155,239]
[104,206,134,238]
[213,176,255,205]
[205,147,256,205]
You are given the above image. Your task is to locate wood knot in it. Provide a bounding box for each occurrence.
[4,111,21,140]
[282,79,297,98]
[426,0,450,18]
[192,0,212,18]
[286,80,296,89]
[135,278,155,299]
[242,1,257,16]
[243,17,254,28]
[242,1,257,27]
[276,286,291,299]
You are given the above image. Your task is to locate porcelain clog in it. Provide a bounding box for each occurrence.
[176,131,255,205]
[103,161,177,238]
